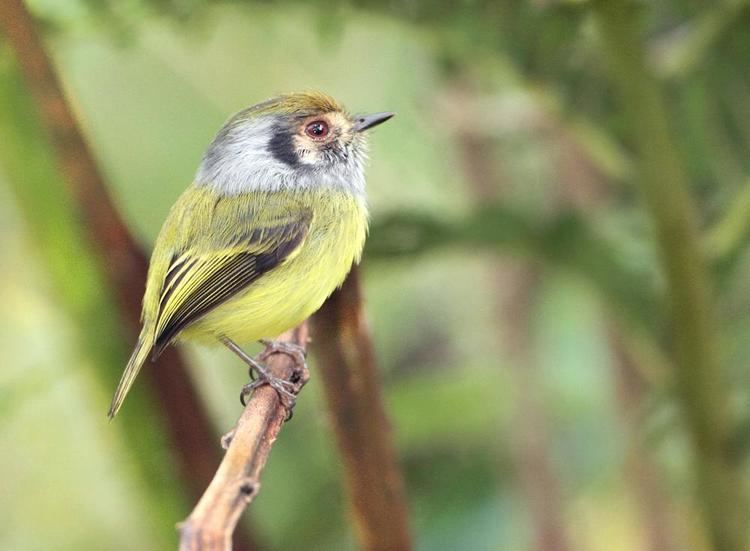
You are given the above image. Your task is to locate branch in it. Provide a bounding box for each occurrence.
[312,268,412,551]
[178,324,310,550]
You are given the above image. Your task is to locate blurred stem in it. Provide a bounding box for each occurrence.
[0,2,260,549]
[450,83,572,549]
[608,326,681,551]
[496,265,572,551]
[592,2,747,549]
[0,50,181,550]
[312,267,412,551]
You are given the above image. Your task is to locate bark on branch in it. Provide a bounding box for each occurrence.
[179,324,310,550]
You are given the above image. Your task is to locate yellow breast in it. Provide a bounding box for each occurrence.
[182,189,368,344]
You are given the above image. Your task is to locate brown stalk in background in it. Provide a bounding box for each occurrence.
[179,326,309,551]
[495,263,572,551]
[557,116,678,550]
[312,267,412,551]
[445,79,678,550]
[552,101,679,551]
[608,326,681,551]
[447,84,572,551]
[0,1,258,548]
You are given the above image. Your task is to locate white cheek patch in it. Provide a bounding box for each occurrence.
[194,115,368,199]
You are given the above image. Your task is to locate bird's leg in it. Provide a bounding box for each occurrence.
[220,336,297,408]
[258,339,309,421]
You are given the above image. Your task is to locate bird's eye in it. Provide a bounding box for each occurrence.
[305,120,329,139]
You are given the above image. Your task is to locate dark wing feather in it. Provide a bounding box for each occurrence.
[150,215,310,359]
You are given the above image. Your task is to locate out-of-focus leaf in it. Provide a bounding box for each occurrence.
[706,178,750,265]
[367,206,663,330]
[651,0,750,79]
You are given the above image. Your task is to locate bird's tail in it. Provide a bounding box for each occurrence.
[107,333,152,420]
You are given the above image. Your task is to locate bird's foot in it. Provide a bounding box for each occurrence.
[220,337,299,413]
[258,339,307,368]
[239,365,297,408]
[255,339,309,419]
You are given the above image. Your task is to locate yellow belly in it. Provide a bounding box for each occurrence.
[181,191,367,344]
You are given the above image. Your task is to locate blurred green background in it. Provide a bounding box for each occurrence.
[2,0,750,550]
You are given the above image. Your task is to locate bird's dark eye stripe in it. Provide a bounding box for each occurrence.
[305,120,329,138]
[267,125,299,167]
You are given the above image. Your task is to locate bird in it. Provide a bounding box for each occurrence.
[107,91,393,419]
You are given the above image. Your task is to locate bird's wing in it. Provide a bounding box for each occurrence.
[148,194,312,358]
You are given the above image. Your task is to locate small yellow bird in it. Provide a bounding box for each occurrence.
[108,92,393,418]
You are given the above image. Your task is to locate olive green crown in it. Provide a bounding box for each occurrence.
[245,91,347,119]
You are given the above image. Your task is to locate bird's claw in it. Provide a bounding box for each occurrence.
[222,336,305,421]
[259,339,307,368]
[240,375,297,407]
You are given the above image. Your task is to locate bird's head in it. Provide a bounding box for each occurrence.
[196,92,394,197]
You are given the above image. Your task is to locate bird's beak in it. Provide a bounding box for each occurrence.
[353,112,395,132]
